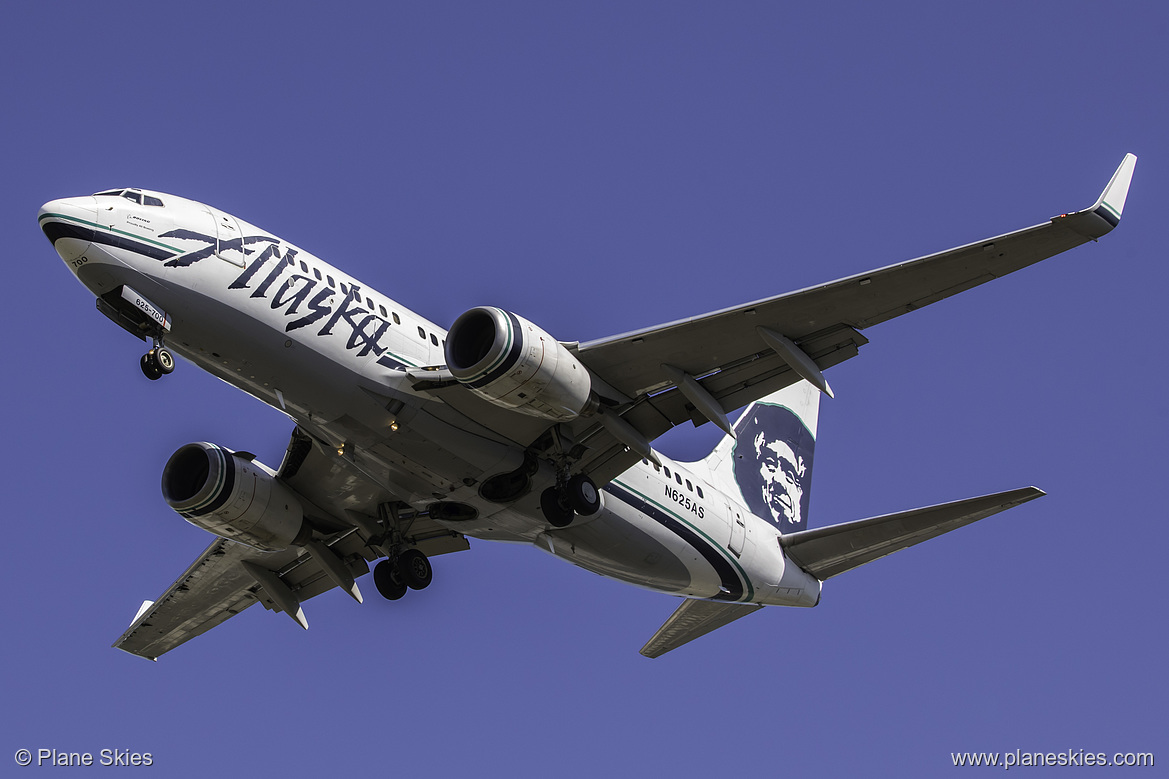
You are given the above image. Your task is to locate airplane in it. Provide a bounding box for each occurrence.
[38,154,1136,660]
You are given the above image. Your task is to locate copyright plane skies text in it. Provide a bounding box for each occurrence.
[39,154,1136,658]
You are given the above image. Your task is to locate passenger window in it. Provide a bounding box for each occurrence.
[379,305,387,317]
[327,275,335,288]
[675,473,683,485]
[367,297,374,310]
[696,486,704,498]
[300,261,308,273]
[653,463,661,472]
[417,327,426,339]
[685,479,692,491]
[340,283,348,295]
[313,268,322,281]
[663,467,671,478]
[430,334,439,346]
[393,313,401,325]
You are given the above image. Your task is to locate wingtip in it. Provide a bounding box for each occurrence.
[1011,486,1047,505]
[1052,154,1136,238]
[1092,152,1138,224]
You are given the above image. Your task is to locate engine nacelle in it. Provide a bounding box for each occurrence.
[161,442,310,552]
[445,306,593,421]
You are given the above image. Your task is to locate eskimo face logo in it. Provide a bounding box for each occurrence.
[731,403,815,532]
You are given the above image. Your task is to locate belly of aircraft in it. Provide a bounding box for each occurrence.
[539,512,694,593]
[68,245,739,602]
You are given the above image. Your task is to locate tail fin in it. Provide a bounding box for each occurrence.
[700,381,821,533]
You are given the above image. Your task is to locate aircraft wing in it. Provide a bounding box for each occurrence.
[780,486,1045,579]
[112,533,362,660]
[565,155,1136,483]
[113,428,469,660]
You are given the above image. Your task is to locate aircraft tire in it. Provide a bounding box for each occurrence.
[154,347,175,374]
[399,549,433,590]
[567,474,601,516]
[541,487,574,528]
[140,353,163,381]
[374,560,408,600]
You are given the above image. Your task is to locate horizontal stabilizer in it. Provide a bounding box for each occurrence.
[640,598,763,659]
[781,487,1045,580]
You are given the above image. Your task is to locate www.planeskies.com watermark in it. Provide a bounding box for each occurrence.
[951,749,1153,769]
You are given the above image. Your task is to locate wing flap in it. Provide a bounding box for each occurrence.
[113,538,281,660]
[781,487,1045,580]
[113,529,380,660]
[640,598,764,658]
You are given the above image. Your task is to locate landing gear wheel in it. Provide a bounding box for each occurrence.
[140,353,163,381]
[398,549,433,590]
[541,487,574,528]
[153,347,175,374]
[567,474,601,516]
[373,560,408,600]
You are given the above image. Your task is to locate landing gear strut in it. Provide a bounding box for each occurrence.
[371,503,434,601]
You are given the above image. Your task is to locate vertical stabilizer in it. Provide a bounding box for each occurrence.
[701,381,820,533]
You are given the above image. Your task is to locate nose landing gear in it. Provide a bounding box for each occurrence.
[140,344,175,381]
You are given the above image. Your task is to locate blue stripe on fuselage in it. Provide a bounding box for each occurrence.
[604,482,746,602]
[41,218,177,262]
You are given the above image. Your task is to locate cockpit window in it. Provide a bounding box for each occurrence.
[92,189,163,206]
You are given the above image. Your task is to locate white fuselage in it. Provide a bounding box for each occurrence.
[40,189,820,608]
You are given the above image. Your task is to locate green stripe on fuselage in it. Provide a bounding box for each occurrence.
[612,476,754,602]
[39,211,184,255]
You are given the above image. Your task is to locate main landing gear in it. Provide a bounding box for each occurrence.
[140,344,175,381]
[373,549,433,600]
[370,503,434,602]
[540,473,601,528]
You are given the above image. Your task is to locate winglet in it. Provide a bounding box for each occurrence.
[1053,153,1137,239]
[1090,152,1137,226]
[130,599,155,626]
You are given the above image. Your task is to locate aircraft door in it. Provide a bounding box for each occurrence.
[207,207,247,267]
[727,503,746,557]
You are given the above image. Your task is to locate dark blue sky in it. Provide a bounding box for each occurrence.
[4,3,1164,775]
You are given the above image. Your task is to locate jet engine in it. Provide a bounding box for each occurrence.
[445,306,593,421]
[161,442,310,552]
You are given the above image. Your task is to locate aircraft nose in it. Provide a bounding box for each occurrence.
[39,196,98,262]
